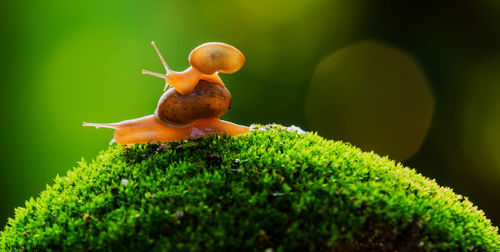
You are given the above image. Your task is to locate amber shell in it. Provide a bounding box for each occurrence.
[189,42,245,74]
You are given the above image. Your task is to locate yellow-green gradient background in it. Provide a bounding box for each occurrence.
[1,0,500,227]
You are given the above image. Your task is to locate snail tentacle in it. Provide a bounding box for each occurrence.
[151,41,172,74]
[82,122,120,129]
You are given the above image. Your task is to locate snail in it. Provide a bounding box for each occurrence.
[83,41,248,145]
[142,41,245,95]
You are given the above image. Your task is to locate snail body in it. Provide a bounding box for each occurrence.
[83,116,248,145]
[83,41,247,144]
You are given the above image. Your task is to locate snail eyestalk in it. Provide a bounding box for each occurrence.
[82,122,119,129]
[141,70,166,79]
[151,41,171,74]
[150,41,171,90]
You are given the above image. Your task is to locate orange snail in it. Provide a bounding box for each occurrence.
[83,41,249,145]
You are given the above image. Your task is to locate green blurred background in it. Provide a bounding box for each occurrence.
[1,0,500,228]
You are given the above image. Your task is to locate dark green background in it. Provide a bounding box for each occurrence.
[1,0,500,228]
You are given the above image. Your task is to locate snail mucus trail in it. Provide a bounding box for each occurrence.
[83,41,248,145]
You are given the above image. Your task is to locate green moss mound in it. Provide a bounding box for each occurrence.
[1,125,499,251]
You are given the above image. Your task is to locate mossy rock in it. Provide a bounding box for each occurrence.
[1,125,499,251]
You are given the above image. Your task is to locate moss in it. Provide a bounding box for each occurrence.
[1,124,499,251]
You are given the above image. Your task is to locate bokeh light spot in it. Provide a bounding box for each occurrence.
[305,41,434,161]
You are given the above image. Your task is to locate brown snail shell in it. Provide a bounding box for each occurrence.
[155,80,232,127]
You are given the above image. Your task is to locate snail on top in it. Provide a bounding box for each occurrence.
[83,41,248,145]
[143,41,245,95]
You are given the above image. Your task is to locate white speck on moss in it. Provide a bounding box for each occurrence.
[287,125,306,135]
[249,125,267,131]
[250,124,307,135]
[121,179,129,186]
